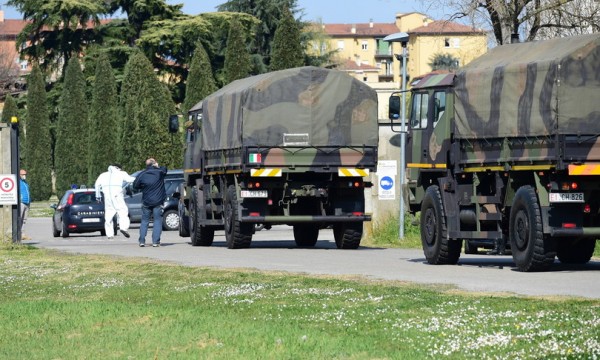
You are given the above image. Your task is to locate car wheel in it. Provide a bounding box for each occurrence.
[61,222,69,238]
[162,209,179,231]
[53,221,61,237]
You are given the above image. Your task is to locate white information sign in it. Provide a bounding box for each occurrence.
[377,160,397,200]
[0,174,18,205]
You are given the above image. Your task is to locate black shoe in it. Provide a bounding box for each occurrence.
[120,229,130,238]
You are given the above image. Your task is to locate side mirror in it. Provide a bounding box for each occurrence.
[125,183,133,196]
[50,204,57,210]
[168,114,179,133]
[389,94,400,121]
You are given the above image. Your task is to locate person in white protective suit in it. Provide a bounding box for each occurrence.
[94,163,136,239]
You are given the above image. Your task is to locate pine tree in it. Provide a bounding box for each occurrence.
[24,65,53,201]
[224,17,252,85]
[120,52,182,171]
[55,58,90,193]
[270,6,304,71]
[182,43,217,115]
[88,54,120,184]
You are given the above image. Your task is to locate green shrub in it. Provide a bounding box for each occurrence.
[370,212,421,249]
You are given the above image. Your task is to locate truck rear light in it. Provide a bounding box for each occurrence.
[562,223,576,228]
[352,212,363,216]
[354,181,361,188]
[249,212,260,217]
[584,204,591,213]
[248,182,261,189]
[560,182,578,191]
[268,199,273,205]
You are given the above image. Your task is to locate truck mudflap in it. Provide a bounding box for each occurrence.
[240,215,371,223]
[550,227,600,237]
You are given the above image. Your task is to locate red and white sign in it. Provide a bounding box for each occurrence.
[0,174,18,205]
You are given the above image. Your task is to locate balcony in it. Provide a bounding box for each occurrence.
[374,51,393,60]
[378,74,394,82]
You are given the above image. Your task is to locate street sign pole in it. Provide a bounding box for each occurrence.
[11,116,21,243]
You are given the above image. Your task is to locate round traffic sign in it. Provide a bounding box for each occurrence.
[1,177,15,192]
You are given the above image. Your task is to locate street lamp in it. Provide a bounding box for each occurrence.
[383,32,409,239]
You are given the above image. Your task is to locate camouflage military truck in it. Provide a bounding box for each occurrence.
[389,33,600,271]
[172,66,378,249]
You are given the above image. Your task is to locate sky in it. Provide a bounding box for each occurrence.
[1,0,448,24]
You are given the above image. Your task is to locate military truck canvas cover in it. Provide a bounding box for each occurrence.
[199,66,378,151]
[454,33,600,139]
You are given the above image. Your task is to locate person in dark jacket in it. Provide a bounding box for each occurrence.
[133,158,167,247]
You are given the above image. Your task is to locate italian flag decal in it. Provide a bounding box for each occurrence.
[249,153,262,163]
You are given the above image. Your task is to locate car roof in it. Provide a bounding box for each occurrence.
[131,169,183,178]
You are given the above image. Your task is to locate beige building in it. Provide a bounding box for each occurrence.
[311,12,488,87]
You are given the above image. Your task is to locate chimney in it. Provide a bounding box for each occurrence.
[423,17,429,26]
[0,10,5,23]
[369,19,373,28]
[351,24,356,34]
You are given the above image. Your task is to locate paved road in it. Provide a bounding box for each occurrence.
[22,217,600,299]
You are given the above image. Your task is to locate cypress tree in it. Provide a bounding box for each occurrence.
[182,43,217,116]
[24,65,53,201]
[1,94,26,168]
[88,54,120,184]
[120,52,182,172]
[55,58,90,193]
[224,17,252,85]
[1,94,17,123]
[270,6,304,71]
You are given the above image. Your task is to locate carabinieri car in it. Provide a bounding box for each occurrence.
[51,188,116,238]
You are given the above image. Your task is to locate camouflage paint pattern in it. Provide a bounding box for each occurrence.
[193,66,378,172]
[454,33,600,140]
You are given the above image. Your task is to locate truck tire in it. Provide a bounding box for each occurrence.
[333,223,362,249]
[557,238,596,264]
[464,240,478,254]
[420,185,461,264]
[179,212,190,237]
[224,185,252,249]
[190,187,214,246]
[509,186,556,271]
[293,225,319,247]
[178,183,190,237]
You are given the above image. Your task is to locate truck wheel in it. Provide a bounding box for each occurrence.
[464,240,478,254]
[293,225,319,247]
[333,223,362,249]
[509,186,556,271]
[179,211,190,237]
[420,185,461,264]
[190,187,214,246]
[224,185,252,249]
[557,238,596,264]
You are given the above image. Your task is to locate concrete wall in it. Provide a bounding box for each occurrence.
[0,123,14,241]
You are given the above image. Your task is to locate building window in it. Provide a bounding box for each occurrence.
[453,38,460,48]
[361,41,368,51]
[337,40,345,50]
[444,38,450,48]
[20,61,28,70]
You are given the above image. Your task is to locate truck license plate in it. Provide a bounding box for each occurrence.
[82,218,101,223]
[240,190,268,198]
[549,193,584,203]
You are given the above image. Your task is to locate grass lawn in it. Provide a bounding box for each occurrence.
[1,245,599,359]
